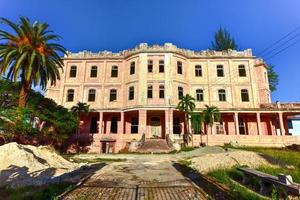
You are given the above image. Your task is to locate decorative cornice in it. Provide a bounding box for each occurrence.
[64,43,254,59]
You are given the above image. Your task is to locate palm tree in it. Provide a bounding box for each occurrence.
[71,102,90,152]
[0,17,66,107]
[177,94,195,146]
[203,105,221,145]
[191,112,204,145]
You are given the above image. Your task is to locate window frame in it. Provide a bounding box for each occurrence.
[111,65,118,77]
[159,85,165,99]
[148,60,153,73]
[241,89,250,102]
[109,89,117,102]
[217,65,224,77]
[128,86,134,100]
[147,85,153,99]
[238,65,246,77]
[177,61,183,74]
[178,86,184,99]
[90,65,98,78]
[159,60,164,73]
[196,89,204,102]
[130,61,135,75]
[69,65,77,78]
[131,117,139,134]
[67,89,74,102]
[88,89,96,102]
[195,65,202,77]
[218,89,226,102]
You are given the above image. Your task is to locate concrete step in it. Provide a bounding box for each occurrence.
[137,139,173,153]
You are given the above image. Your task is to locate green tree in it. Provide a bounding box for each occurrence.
[211,27,238,51]
[0,17,66,107]
[71,102,90,152]
[266,64,279,92]
[177,94,195,145]
[203,105,221,145]
[191,112,204,145]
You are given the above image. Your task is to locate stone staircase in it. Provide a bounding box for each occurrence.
[136,139,174,153]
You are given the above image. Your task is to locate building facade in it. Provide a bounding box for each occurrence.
[46,43,300,153]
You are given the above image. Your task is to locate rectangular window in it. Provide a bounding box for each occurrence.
[130,62,135,75]
[195,65,202,77]
[177,61,182,74]
[90,66,97,78]
[178,87,183,99]
[88,89,96,102]
[111,66,118,77]
[159,85,165,99]
[110,117,118,133]
[238,65,246,77]
[148,60,153,73]
[69,66,77,78]
[288,120,293,129]
[129,86,134,100]
[131,117,138,134]
[67,89,74,102]
[217,65,224,77]
[241,89,249,102]
[109,89,117,102]
[218,89,226,102]
[196,89,204,101]
[159,60,164,73]
[147,85,153,98]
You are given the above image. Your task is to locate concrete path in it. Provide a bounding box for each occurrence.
[62,147,229,199]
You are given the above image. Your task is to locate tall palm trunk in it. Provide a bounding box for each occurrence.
[18,81,29,107]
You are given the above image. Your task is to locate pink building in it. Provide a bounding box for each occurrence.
[46,43,300,153]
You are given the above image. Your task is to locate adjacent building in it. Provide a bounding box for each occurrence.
[46,43,300,153]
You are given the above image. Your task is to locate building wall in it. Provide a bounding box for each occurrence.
[46,44,270,110]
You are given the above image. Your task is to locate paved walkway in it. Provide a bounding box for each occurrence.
[62,147,229,200]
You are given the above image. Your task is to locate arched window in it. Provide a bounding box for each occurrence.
[130,61,135,75]
[238,65,246,77]
[177,61,182,74]
[110,89,117,102]
[90,65,98,78]
[67,89,74,102]
[128,86,134,100]
[241,89,249,102]
[69,65,77,78]
[195,65,202,77]
[216,65,224,77]
[178,86,183,99]
[88,89,96,102]
[218,89,226,102]
[196,89,204,102]
[111,65,118,77]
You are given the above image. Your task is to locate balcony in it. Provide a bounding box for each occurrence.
[260,102,300,110]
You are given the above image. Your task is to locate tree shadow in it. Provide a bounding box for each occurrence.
[0,163,106,188]
[172,162,231,200]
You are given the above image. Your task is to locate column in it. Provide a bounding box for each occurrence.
[120,111,124,134]
[169,109,174,139]
[98,112,103,134]
[165,109,174,140]
[234,112,240,135]
[138,110,147,135]
[256,113,262,135]
[278,112,285,136]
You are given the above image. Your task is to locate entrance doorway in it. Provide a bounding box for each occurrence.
[90,117,98,133]
[101,141,115,153]
[151,117,161,138]
[239,118,246,135]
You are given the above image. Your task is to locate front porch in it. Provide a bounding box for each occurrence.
[75,109,300,153]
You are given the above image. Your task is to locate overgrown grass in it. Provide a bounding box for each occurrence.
[207,168,265,200]
[62,155,126,163]
[228,146,300,183]
[0,183,75,200]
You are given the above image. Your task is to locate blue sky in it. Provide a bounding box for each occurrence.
[1,0,300,102]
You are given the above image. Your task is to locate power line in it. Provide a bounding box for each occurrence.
[260,32,300,57]
[257,26,300,56]
[264,38,300,60]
